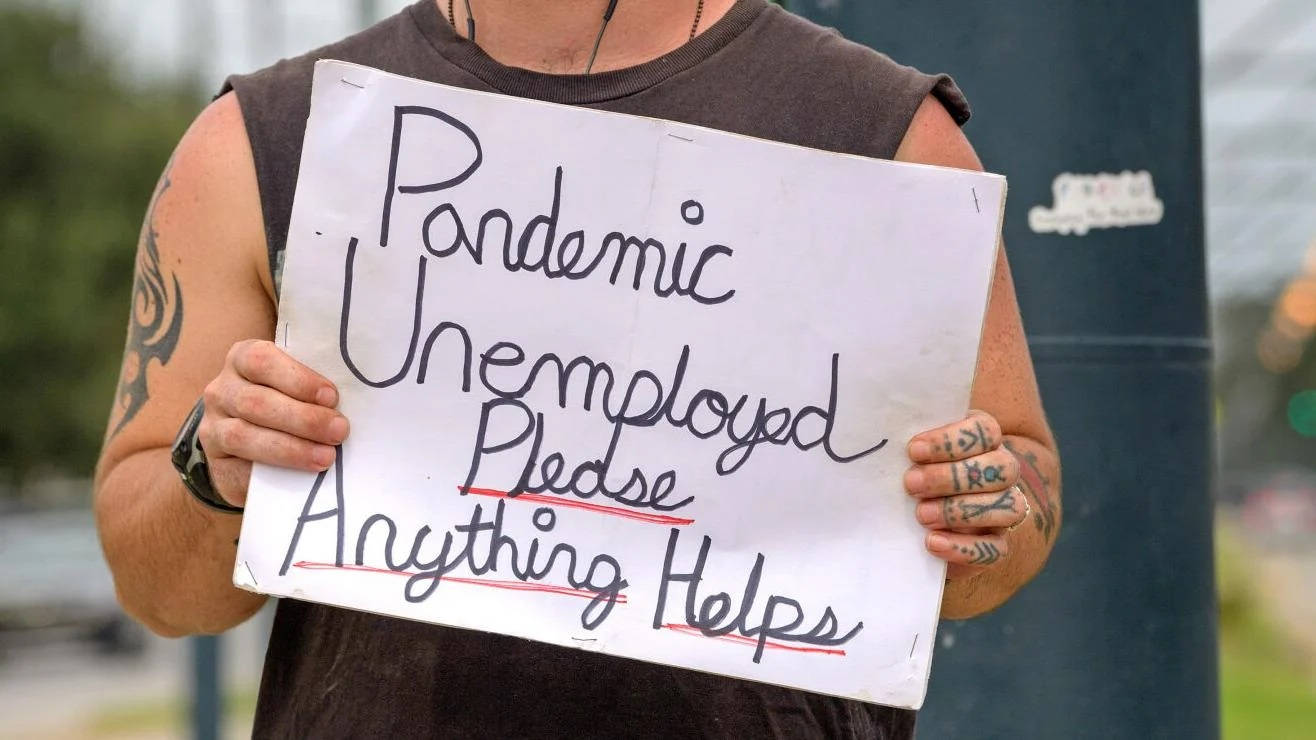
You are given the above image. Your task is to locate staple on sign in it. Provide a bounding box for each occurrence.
[340,77,366,89]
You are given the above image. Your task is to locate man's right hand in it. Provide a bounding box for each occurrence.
[200,339,349,507]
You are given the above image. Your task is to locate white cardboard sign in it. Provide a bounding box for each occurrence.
[235,60,1006,709]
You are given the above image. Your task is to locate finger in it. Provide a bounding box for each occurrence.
[904,447,1019,497]
[207,456,253,508]
[907,409,1002,463]
[925,530,1009,567]
[229,340,338,407]
[916,487,1028,530]
[201,416,336,472]
[221,383,349,446]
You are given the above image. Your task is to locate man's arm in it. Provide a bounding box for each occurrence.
[95,93,276,636]
[894,95,1063,619]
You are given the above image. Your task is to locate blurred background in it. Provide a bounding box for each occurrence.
[0,0,1312,738]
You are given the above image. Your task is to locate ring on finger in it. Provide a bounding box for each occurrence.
[1007,485,1031,531]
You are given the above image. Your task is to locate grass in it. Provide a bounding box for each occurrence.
[1217,522,1316,740]
[1222,643,1316,740]
[85,685,256,738]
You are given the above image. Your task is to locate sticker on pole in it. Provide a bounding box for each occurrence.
[1028,170,1163,235]
[234,59,1007,710]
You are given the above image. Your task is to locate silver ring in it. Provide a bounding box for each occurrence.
[1007,485,1031,532]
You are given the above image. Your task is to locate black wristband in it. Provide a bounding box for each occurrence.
[171,398,244,514]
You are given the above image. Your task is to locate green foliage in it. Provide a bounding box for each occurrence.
[0,6,198,490]
[1217,524,1316,739]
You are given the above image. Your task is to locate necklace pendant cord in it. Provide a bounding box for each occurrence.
[450,0,707,75]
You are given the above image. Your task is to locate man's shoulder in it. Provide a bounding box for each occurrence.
[753,4,916,85]
[720,4,968,157]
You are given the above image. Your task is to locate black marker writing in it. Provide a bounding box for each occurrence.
[652,528,863,663]
[378,104,735,305]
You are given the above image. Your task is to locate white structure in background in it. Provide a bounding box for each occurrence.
[1203,0,1316,302]
[22,0,1316,301]
[32,0,410,91]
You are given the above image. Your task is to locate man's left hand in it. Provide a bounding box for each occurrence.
[904,409,1029,580]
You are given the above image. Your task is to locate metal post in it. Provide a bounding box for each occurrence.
[792,1,1217,737]
[190,635,222,740]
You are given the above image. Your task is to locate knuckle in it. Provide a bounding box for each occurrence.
[240,340,277,376]
[202,380,223,408]
[229,339,259,366]
[224,341,245,366]
[216,419,248,451]
[232,385,267,419]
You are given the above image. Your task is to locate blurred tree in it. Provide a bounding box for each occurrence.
[0,6,198,494]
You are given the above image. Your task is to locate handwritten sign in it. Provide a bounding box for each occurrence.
[234,60,1006,709]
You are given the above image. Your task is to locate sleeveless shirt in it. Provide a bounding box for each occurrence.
[221,2,969,737]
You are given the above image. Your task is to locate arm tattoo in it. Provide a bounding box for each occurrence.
[108,161,184,438]
[1004,439,1058,543]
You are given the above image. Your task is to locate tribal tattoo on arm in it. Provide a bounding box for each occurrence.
[108,160,184,438]
[1003,439,1058,542]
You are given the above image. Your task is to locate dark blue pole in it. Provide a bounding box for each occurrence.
[791,1,1218,737]
[190,635,221,740]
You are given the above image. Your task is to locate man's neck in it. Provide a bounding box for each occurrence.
[441,0,737,74]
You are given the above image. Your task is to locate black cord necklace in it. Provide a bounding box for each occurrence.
[448,0,707,75]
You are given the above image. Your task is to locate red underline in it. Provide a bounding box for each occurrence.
[459,486,695,526]
[661,623,847,657]
[292,561,627,603]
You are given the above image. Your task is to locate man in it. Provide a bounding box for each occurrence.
[95,1,1061,736]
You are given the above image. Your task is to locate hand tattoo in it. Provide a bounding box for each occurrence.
[1004,440,1058,543]
[958,542,1002,565]
[957,420,992,455]
[957,460,1007,491]
[947,487,1017,524]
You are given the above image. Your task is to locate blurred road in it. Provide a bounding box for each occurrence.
[0,609,270,739]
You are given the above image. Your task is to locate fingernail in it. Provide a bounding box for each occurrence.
[312,445,335,468]
[908,440,931,462]
[316,387,338,407]
[329,416,349,442]
[904,468,926,495]
[927,533,951,552]
[915,502,939,525]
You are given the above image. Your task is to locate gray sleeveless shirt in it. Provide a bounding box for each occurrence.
[223,1,968,736]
